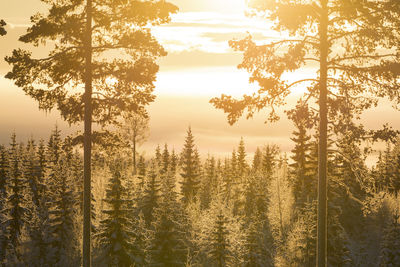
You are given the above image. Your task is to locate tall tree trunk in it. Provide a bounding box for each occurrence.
[83,0,93,266]
[133,134,137,175]
[317,0,328,266]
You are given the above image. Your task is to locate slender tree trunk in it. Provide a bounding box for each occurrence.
[133,134,137,175]
[83,0,93,266]
[317,0,328,266]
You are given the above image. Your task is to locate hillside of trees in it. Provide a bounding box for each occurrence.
[0,112,399,266]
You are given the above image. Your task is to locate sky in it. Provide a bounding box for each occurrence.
[0,0,399,160]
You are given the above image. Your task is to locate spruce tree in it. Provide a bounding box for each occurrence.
[287,103,314,208]
[97,165,134,266]
[155,145,162,168]
[4,134,28,262]
[200,155,217,210]
[210,212,230,267]
[237,138,248,177]
[180,127,200,204]
[147,167,186,267]
[379,214,400,267]
[162,144,170,175]
[170,149,178,175]
[46,154,80,266]
[252,147,263,173]
[0,145,9,264]
[141,161,161,226]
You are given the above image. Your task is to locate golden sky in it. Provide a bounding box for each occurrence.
[0,0,399,159]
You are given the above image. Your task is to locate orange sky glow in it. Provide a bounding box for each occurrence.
[0,0,399,161]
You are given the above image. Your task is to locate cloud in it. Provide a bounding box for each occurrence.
[153,11,278,54]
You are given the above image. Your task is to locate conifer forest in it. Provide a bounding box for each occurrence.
[1,0,400,266]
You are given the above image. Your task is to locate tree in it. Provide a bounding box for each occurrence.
[120,111,150,175]
[200,155,217,210]
[97,165,134,267]
[147,166,187,267]
[161,144,170,175]
[140,161,161,226]
[237,137,248,177]
[5,1,178,265]
[180,127,200,204]
[210,212,230,267]
[210,1,399,265]
[287,102,314,208]
[379,214,400,267]
[252,147,263,173]
[4,134,28,263]
[0,145,9,264]
[46,154,80,266]
[0,19,6,36]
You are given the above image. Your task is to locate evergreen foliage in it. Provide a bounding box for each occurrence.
[180,127,200,204]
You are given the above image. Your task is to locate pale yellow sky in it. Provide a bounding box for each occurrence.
[0,0,398,160]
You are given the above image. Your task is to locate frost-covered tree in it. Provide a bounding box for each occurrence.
[199,155,217,210]
[147,168,187,266]
[97,165,134,266]
[45,155,80,266]
[379,214,400,267]
[0,145,9,264]
[141,161,161,226]
[161,144,170,175]
[180,127,200,204]
[287,102,314,208]
[209,212,230,267]
[237,138,248,177]
[4,134,28,262]
[252,147,263,173]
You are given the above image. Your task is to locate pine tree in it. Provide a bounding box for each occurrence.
[6,1,178,263]
[210,212,230,267]
[252,147,263,173]
[46,155,79,266]
[243,216,274,267]
[285,201,317,267]
[36,139,46,200]
[262,145,278,184]
[147,167,186,267]
[209,2,400,264]
[379,214,400,267]
[200,155,217,210]
[136,155,147,193]
[170,149,178,175]
[0,145,9,264]
[4,133,28,262]
[237,138,248,177]
[141,161,161,226]
[180,127,200,204]
[23,138,40,207]
[162,144,170,175]
[288,103,314,208]
[97,165,134,267]
[155,145,162,168]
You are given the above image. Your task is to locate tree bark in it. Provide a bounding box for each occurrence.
[83,0,93,266]
[317,0,328,266]
[133,134,137,175]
